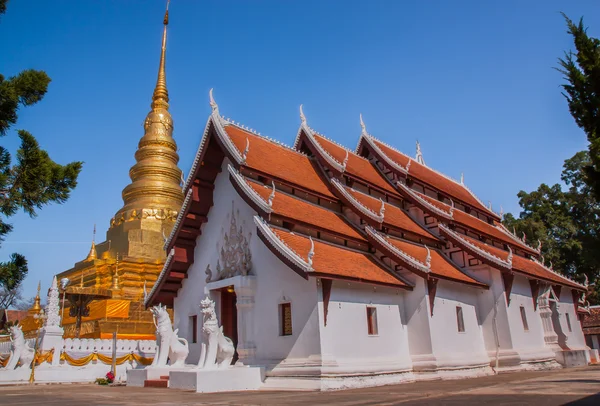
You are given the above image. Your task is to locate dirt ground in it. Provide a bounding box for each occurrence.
[1,365,599,405]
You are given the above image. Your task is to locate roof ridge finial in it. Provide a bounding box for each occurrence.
[360,113,367,136]
[268,181,276,207]
[300,104,307,125]
[308,236,315,267]
[425,245,431,268]
[379,198,386,218]
[416,140,425,165]
[460,172,464,185]
[151,0,170,110]
[241,137,250,163]
[209,88,219,115]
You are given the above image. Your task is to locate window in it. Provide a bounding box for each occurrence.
[367,306,378,335]
[566,312,572,332]
[520,306,529,331]
[456,306,465,333]
[190,315,197,343]
[280,303,292,336]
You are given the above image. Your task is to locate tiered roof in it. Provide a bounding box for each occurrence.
[256,218,411,288]
[147,96,585,307]
[443,230,584,290]
[408,189,538,255]
[358,134,500,220]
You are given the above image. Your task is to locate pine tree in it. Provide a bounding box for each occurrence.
[557,14,600,200]
[0,0,83,307]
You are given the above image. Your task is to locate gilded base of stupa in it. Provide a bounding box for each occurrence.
[55,253,167,340]
[61,301,159,340]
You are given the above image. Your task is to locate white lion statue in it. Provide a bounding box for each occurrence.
[3,325,34,370]
[197,296,235,369]
[149,304,189,367]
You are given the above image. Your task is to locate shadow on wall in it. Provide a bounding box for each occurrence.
[551,302,569,349]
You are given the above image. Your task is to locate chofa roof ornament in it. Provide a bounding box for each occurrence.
[209,88,219,115]
[460,172,464,185]
[360,113,368,136]
[507,246,513,266]
[416,141,425,165]
[268,181,276,207]
[537,239,542,253]
[379,198,386,218]
[425,245,432,268]
[300,104,307,125]
[241,137,250,164]
[308,236,315,267]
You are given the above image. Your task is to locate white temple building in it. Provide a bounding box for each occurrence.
[144,93,591,390]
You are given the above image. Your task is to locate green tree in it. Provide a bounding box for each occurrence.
[0,0,83,307]
[557,14,600,200]
[503,152,600,303]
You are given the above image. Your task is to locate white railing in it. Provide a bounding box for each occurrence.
[0,338,36,356]
[62,338,156,356]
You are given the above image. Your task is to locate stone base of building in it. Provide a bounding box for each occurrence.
[555,349,589,368]
[126,366,190,387]
[168,366,265,392]
[0,363,134,385]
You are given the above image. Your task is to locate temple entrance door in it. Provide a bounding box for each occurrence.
[220,287,238,364]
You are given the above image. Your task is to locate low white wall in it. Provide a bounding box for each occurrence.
[556,289,587,350]
[429,280,490,369]
[317,280,412,374]
[0,337,156,385]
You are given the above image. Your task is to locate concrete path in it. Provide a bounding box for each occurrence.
[1,365,599,405]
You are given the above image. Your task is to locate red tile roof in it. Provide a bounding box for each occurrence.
[271,227,410,288]
[416,192,537,255]
[345,187,437,241]
[371,138,498,218]
[457,233,583,289]
[583,307,600,330]
[225,125,335,199]
[247,181,365,242]
[1,310,28,323]
[386,238,486,287]
[312,134,399,195]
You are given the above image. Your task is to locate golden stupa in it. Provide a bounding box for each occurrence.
[54,5,184,339]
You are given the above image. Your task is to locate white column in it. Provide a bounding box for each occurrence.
[539,285,559,349]
[235,276,257,365]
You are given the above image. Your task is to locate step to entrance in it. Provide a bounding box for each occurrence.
[143,376,169,388]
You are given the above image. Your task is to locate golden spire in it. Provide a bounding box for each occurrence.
[85,224,97,261]
[111,254,121,294]
[110,0,184,258]
[152,0,170,110]
[30,281,42,314]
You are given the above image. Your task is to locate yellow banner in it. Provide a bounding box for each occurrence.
[62,299,131,324]
[60,351,153,367]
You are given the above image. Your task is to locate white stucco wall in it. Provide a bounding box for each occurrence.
[251,241,321,364]
[429,280,490,368]
[555,289,587,350]
[173,158,321,368]
[317,280,412,373]
[505,275,546,356]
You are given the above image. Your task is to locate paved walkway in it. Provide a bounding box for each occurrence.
[1,365,599,405]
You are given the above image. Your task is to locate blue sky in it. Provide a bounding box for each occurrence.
[1,0,599,299]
